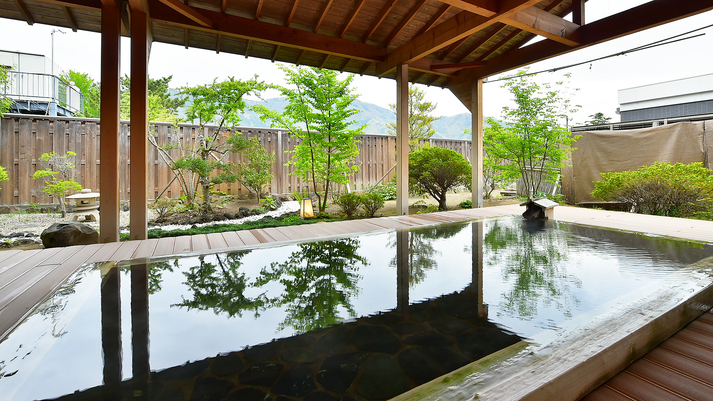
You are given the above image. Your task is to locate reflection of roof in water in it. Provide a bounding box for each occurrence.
[57,289,522,401]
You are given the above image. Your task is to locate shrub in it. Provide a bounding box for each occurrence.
[417,205,440,214]
[409,146,472,211]
[152,197,177,219]
[459,199,473,209]
[335,192,362,218]
[262,195,278,211]
[369,181,397,201]
[592,162,713,218]
[32,151,83,217]
[361,192,384,217]
[0,166,7,190]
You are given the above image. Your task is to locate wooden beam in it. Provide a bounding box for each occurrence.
[438,0,495,17]
[383,0,428,47]
[150,3,386,62]
[184,27,188,48]
[411,71,426,83]
[507,7,580,46]
[286,0,299,26]
[431,61,485,70]
[425,73,441,87]
[271,45,280,62]
[408,58,459,76]
[296,49,306,65]
[157,0,212,27]
[454,23,506,63]
[319,54,330,68]
[255,0,263,19]
[130,7,150,240]
[363,0,398,43]
[244,39,251,57]
[339,0,366,38]
[340,58,351,73]
[220,0,226,13]
[215,33,221,53]
[376,0,540,75]
[395,63,409,215]
[313,0,334,33]
[415,4,450,37]
[62,6,78,31]
[100,0,121,243]
[471,78,483,208]
[34,0,101,12]
[12,0,35,25]
[439,37,468,60]
[572,0,584,25]
[359,62,372,75]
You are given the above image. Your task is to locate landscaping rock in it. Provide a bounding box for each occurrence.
[0,206,16,214]
[41,222,99,248]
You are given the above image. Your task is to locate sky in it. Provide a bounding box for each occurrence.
[1,0,712,125]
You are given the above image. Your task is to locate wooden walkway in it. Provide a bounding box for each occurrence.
[3,204,713,400]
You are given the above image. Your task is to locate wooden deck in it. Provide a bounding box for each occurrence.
[2,204,713,400]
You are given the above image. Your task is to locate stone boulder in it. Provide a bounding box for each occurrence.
[41,223,99,248]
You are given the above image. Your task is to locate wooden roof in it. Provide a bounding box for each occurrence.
[0,0,711,109]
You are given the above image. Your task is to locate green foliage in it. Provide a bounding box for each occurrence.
[231,136,275,201]
[592,162,713,218]
[368,181,396,201]
[0,166,8,190]
[0,66,13,117]
[361,192,384,217]
[32,151,82,217]
[335,192,362,218]
[387,86,441,150]
[459,199,473,209]
[62,70,101,118]
[586,112,612,125]
[409,146,472,211]
[484,70,580,199]
[119,74,185,123]
[152,197,177,219]
[255,66,365,213]
[417,205,440,214]
[262,195,277,211]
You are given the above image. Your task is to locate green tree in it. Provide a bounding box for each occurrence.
[255,66,365,213]
[32,151,83,217]
[61,70,100,118]
[485,70,580,199]
[586,112,611,125]
[231,136,275,202]
[163,77,267,212]
[120,74,185,123]
[0,166,8,190]
[0,66,12,116]
[466,126,512,199]
[409,146,472,211]
[387,86,441,150]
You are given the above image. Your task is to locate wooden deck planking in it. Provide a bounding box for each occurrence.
[250,229,275,243]
[220,231,245,248]
[190,234,211,252]
[84,242,125,264]
[153,237,177,257]
[107,241,142,262]
[261,227,291,242]
[273,226,310,241]
[132,239,159,259]
[173,236,192,254]
[205,232,229,250]
[0,250,22,265]
[0,249,43,275]
[236,230,261,246]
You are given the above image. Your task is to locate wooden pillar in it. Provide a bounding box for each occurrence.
[572,0,585,25]
[100,0,121,243]
[471,78,484,207]
[396,229,409,313]
[471,221,486,318]
[395,64,409,215]
[131,263,150,382]
[130,7,150,240]
[100,262,122,389]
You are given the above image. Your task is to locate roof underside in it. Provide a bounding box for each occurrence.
[0,0,711,110]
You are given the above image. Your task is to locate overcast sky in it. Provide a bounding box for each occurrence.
[1,0,712,125]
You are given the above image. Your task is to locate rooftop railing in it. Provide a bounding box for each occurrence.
[1,70,83,115]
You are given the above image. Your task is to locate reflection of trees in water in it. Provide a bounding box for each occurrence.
[174,251,267,318]
[388,223,467,286]
[255,239,367,333]
[485,218,581,319]
[121,261,176,295]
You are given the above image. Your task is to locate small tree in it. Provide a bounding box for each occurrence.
[485,70,580,199]
[255,66,364,213]
[0,66,12,116]
[61,70,100,118]
[231,136,275,202]
[466,127,512,199]
[409,146,471,211]
[0,166,8,189]
[387,86,441,150]
[32,151,83,217]
[586,112,612,125]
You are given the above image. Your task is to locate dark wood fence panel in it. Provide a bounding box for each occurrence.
[0,115,472,206]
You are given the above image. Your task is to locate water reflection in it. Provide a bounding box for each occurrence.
[255,238,367,332]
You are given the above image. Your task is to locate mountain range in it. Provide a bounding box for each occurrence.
[236,98,474,140]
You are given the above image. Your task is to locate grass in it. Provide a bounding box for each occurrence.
[119,215,343,240]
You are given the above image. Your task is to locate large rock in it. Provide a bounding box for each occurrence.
[41,223,99,248]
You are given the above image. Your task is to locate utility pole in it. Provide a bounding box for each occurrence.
[50,28,65,116]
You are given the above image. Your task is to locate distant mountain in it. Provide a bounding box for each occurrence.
[183,96,476,140]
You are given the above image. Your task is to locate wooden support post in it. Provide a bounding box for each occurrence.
[396,229,409,313]
[131,263,150,381]
[471,78,484,207]
[471,221,486,318]
[100,0,122,243]
[572,0,585,25]
[100,263,122,389]
[395,63,409,215]
[130,8,150,240]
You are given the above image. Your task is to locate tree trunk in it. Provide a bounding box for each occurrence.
[201,180,211,213]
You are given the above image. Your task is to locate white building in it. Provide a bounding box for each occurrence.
[0,50,83,116]
[618,74,713,123]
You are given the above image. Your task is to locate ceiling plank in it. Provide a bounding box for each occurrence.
[454,23,506,62]
[506,7,580,46]
[62,6,78,31]
[438,0,495,17]
[13,0,35,25]
[383,0,428,47]
[439,37,468,60]
[376,0,541,75]
[150,2,386,62]
[286,0,299,27]
[339,0,366,38]
[362,0,398,43]
[431,60,485,70]
[157,0,212,27]
[34,0,101,12]
[313,0,334,33]
[415,4,450,37]
[254,0,263,19]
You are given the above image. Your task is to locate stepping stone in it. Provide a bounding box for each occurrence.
[239,362,284,386]
[392,322,429,335]
[428,315,471,335]
[357,355,409,400]
[352,325,400,353]
[316,352,367,393]
[189,377,234,401]
[272,364,317,397]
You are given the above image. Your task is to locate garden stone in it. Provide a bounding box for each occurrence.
[271,364,316,397]
[352,325,400,353]
[0,206,16,214]
[212,214,227,222]
[316,352,366,393]
[224,213,235,220]
[356,355,408,400]
[189,376,234,401]
[211,352,245,376]
[228,388,270,401]
[153,360,210,381]
[239,362,283,386]
[9,231,36,238]
[41,222,98,248]
[239,207,250,214]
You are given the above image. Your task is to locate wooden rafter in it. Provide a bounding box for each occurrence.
[286,0,299,27]
[62,6,78,31]
[34,0,101,12]
[362,0,398,44]
[215,33,221,53]
[340,58,351,72]
[507,7,580,46]
[12,0,35,25]
[157,0,212,27]
[455,23,507,63]
[319,54,330,68]
[430,60,485,70]
[376,0,541,75]
[439,37,468,60]
[425,73,440,87]
[339,0,366,38]
[411,71,426,84]
[296,49,306,65]
[220,0,226,13]
[255,0,263,19]
[313,0,334,33]
[359,62,372,75]
[438,0,495,17]
[572,0,584,25]
[244,39,251,58]
[383,0,428,47]
[415,4,450,37]
[272,45,280,62]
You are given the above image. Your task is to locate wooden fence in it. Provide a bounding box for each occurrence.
[0,114,472,206]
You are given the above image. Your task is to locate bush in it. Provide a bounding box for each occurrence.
[335,192,362,218]
[152,197,177,219]
[369,181,397,201]
[592,162,713,218]
[361,192,384,217]
[410,146,472,211]
[459,199,473,209]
